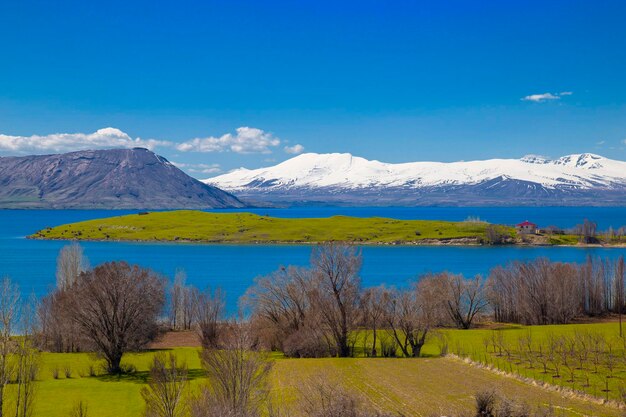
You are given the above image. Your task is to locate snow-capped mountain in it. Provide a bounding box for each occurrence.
[204,153,626,206]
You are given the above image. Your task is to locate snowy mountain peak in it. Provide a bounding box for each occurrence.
[204,152,626,205]
[554,153,605,169]
[520,154,550,164]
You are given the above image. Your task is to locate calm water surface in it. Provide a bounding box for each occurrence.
[1,207,625,309]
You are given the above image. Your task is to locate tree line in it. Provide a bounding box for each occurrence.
[35,242,626,364]
[489,256,626,325]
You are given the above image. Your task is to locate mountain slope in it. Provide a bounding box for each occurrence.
[205,153,626,206]
[0,148,245,209]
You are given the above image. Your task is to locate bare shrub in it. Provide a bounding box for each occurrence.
[70,401,89,417]
[483,225,509,245]
[192,322,272,417]
[299,377,395,417]
[283,325,331,358]
[474,390,496,417]
[141,353,188,417]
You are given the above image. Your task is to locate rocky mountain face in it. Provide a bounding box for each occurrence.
[0,148,245,209]
[205,153,626,206]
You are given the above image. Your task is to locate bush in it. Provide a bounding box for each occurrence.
[475,390,496,417]
[283,327,332,358]
[483,225,509,245]
[300,378,396,417]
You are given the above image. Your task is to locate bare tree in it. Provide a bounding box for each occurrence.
[575,219,597,244]
[141,353,188,417]
[615,257,625,337]
[181,284,194,331]
[56,243,88,290]
[484,225,509,245]
[170,269,185,331]
[384,287,430,358]
[443,273,488,329]
[38,288,86,353]
[39,244,90,353]
[14,295,39,417]
[193,322,272,417]
[69,262,166,374]
[360,286,388,357]
[245,266,311,352]
[487,257,626,325]
[193,287,225,349]
[0,277,20,417]
[169,269,195,331]
[309,243,362,357]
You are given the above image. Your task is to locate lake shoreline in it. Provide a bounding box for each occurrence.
[28,235,626,248]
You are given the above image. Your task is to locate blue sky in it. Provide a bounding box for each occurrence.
[1,0,625,176]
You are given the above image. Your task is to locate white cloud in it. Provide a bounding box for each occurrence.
[522,91,573,102]
[0,126,284,158]
[176,127,280,154]
[171,162,222,175]
[0,127,172,154]
[284,144,305,154]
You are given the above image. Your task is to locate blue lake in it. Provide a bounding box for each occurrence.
[1,207,626,310]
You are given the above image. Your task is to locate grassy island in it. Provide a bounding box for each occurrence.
[30,210,517,244]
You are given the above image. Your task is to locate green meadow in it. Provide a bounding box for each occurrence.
[31,210,511,244]
[437,322,626,402]
[16,323,626,417]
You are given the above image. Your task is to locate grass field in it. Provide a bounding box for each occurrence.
[435,322,626,403]
[30,210,510,244]
[15,323,626,417]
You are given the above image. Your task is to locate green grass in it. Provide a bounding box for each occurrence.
[430,322,626,402]
[548,234,584,245]
[14,340,620,417]
[273,357,619,417]
[12,323,626,416]
[30,210,511,244]
[14,348,201,417]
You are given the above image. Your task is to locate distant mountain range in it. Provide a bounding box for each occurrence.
[0,148,244,209]
[205,153,626,206]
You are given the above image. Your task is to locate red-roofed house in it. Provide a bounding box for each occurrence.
[516,220,537,235]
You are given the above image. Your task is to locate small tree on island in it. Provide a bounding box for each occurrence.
[69,262,166,374]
